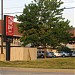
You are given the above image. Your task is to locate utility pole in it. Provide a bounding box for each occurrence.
[1,0,3,54]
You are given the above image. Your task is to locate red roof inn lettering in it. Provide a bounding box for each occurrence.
[6,15,14,36]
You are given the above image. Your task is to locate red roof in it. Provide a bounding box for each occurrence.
[0,20,21,37]
[13,22,21,36]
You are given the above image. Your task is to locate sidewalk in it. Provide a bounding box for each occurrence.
[0,67,75,74]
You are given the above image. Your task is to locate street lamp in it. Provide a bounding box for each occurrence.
[1,0,3,54]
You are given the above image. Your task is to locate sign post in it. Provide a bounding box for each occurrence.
[4,15,14,61]
[1,0,3,54]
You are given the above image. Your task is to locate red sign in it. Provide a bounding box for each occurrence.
[6,16,14,36]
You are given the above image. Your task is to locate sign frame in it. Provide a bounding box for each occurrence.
[4,15,14,36]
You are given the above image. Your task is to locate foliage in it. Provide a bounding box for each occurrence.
[16,0,72,48]
[57,46,71,52]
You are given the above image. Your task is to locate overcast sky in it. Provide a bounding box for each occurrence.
[0,0,75,27]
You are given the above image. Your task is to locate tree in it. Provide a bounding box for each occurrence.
[16,0,72,48]
[57,46,71,52]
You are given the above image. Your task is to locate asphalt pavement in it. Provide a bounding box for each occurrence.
[0,67,75,75]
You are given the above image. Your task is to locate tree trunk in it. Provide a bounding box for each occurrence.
[44,48,47,59]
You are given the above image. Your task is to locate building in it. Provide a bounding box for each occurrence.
[0,20,21,48]
[66,28,75,51]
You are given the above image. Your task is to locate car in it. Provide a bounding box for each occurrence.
[37,50,45,58]
[37,50,55,58]
[53,52,63,57]
[61,51,70,57]
[72,51,75,57]
[46,52,56,58]
[54,51,71,57]
[68,51,73,56]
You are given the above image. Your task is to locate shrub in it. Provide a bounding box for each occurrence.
[57,46,71,52]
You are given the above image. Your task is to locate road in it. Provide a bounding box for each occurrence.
[0,67,75,75]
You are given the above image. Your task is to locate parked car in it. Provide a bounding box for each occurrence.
[61,51,70,57]
[46,52,56,58]
[72,51,75,57]
[68,51,73,56]
[54,51,71,57]
[37,50,45,58]
[37,50,55,58]
[53,52,63,57]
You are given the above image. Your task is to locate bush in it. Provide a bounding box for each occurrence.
[57,46,71,52]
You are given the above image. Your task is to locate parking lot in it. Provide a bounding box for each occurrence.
[37,50,75,58]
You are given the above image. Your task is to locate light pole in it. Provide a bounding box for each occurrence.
[1,0,3,54]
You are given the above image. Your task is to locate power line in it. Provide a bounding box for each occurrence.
[64,7,75,9]
[4,6,24,9]
[3,12,23,14]
[0,7,75,15]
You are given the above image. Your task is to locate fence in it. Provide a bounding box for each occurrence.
[0,47,37,61]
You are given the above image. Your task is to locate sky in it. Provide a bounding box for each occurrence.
[0,0,75,27]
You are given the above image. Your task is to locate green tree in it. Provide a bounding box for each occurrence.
[16,0,72,48]
[58,46,71,52]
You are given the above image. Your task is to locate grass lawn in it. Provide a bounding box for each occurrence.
[0,57,75,69]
